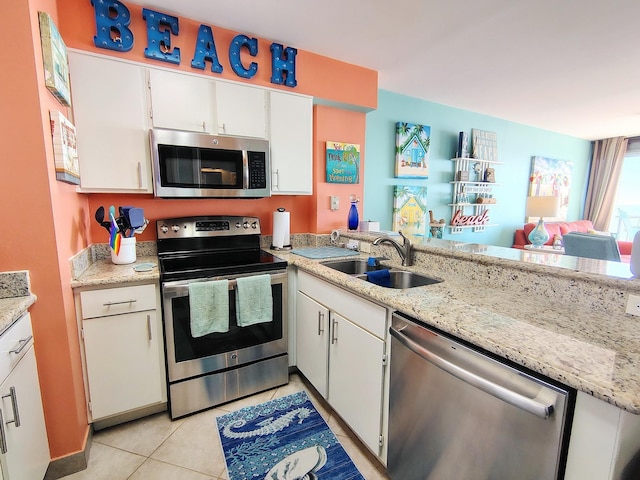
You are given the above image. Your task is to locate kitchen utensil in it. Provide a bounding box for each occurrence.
[127,208,145,229]
[94,206,110,233]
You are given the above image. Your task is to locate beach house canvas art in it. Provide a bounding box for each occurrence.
[395,122,430,178]
[392,186,428,235]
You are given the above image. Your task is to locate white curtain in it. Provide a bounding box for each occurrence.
[583,137,628,231]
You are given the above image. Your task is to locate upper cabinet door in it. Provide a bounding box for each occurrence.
[68,52,152,193]
[148,69,216,133]
[215,81,267,138]
[269,91,313,195]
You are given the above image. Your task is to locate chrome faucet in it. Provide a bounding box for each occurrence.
[373,231,413,266]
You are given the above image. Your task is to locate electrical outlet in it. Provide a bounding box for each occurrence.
[626,294,640,316]
[330,196,339,211]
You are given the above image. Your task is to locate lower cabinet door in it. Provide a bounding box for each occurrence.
[0,346,49,480]
[83,310,163,420]
[328,312,385,455]
[295,291,329,398]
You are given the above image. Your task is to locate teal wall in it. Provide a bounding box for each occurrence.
[363,90,593,247]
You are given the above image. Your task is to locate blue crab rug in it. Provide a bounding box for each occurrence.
[216,391,365,480]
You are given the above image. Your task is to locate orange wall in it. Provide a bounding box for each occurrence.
[1,0,377,465]
[2,0,91,460]
[313,106,367,233]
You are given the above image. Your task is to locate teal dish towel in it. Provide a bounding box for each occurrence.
[188,279,229,337]
[235,274,273,327]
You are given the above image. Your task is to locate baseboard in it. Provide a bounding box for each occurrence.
[43,428,92,480]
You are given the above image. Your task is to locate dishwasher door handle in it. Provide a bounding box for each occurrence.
[390,326,555,419]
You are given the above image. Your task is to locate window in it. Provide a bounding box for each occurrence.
[608,137,640,241]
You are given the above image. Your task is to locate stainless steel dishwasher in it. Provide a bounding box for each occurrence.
[388,312,574,480]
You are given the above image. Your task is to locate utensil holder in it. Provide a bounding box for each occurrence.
[111,237,136,264]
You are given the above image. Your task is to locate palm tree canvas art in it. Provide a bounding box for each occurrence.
[392,186,428,235]
[395,122,430,178]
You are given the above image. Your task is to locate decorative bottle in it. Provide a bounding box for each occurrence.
[348,195,359,231]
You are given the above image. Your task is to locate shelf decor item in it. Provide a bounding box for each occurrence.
[392,186,428,235]
[457,131,469,158]
[528,156,573,222]
[49,111,80,185]
[347,195,360,230]
[38,12,71,107]
[471,129,497,161]
[525,196,561,248]
[395,122,430,178]
[326,142,360,184]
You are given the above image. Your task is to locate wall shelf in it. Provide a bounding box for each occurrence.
[449,157,500,234]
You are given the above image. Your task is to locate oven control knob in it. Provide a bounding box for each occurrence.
[243,221,249,229]
[160,224,169,234]
[236,222,242,229]
[171,224,180,232]
[251,221,258,229]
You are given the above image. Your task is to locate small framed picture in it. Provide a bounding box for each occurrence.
[484,168,495,183]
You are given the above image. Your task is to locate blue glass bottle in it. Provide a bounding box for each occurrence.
[348,201,359,230]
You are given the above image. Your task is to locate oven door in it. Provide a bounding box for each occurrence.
[161,270,287,383]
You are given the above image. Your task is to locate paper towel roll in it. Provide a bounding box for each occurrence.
[272,209,291,249]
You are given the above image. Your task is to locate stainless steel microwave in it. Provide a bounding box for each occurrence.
[149,128,271,198]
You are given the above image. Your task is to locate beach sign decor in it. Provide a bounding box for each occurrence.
[326,142,360,184]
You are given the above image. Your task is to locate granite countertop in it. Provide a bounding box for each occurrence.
[282,244,640,415]
[70,255,160,289]
[0,295,37,336]
[0,271,36,336]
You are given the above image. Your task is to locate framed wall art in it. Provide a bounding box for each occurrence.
[326,141,360,183]
[50,111,80,185]
[39,11,72,107]
[471,129,497,161]
[395,122,430,178]
[392,186,428,235]
[528,156,573,221]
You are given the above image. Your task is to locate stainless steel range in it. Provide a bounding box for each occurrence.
[157,215,289,419]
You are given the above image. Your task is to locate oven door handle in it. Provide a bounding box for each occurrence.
[162,270,288,297]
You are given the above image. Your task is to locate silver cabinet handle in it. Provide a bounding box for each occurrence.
[317,312,325,335]
[2,387,20,427]
[389,326,554,419]
[0,409,6,454]
[10,336,32,355]
[272,169,279,189]
[103,300,137,306]
[147,314,152,341]
[331,319,338,345]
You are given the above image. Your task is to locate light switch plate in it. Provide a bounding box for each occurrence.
[330,196,339,211]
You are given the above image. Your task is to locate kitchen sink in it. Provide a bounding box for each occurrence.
[320,259,382,274]
[355,270,442,289]
[321,259,442,289]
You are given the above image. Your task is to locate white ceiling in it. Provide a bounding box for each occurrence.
[137,0,640,140]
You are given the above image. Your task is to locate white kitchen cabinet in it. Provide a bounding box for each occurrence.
[269,92,313,195]
[296,270,388,457]
[68,52,152,193]
[295,291,329,397]
[147,69,215,133]
[0,313,49,480]
[328,311,385,455]
[215,81,267,138]
[77,284,166,423]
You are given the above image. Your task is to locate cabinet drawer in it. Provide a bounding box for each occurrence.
[0,313,33,382]
[80,284,156,319]
[298,271,387,339]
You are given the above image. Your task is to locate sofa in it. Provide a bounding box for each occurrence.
[512,219,632,262]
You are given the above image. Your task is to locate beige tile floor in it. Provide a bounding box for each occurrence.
[62,373,391,480]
